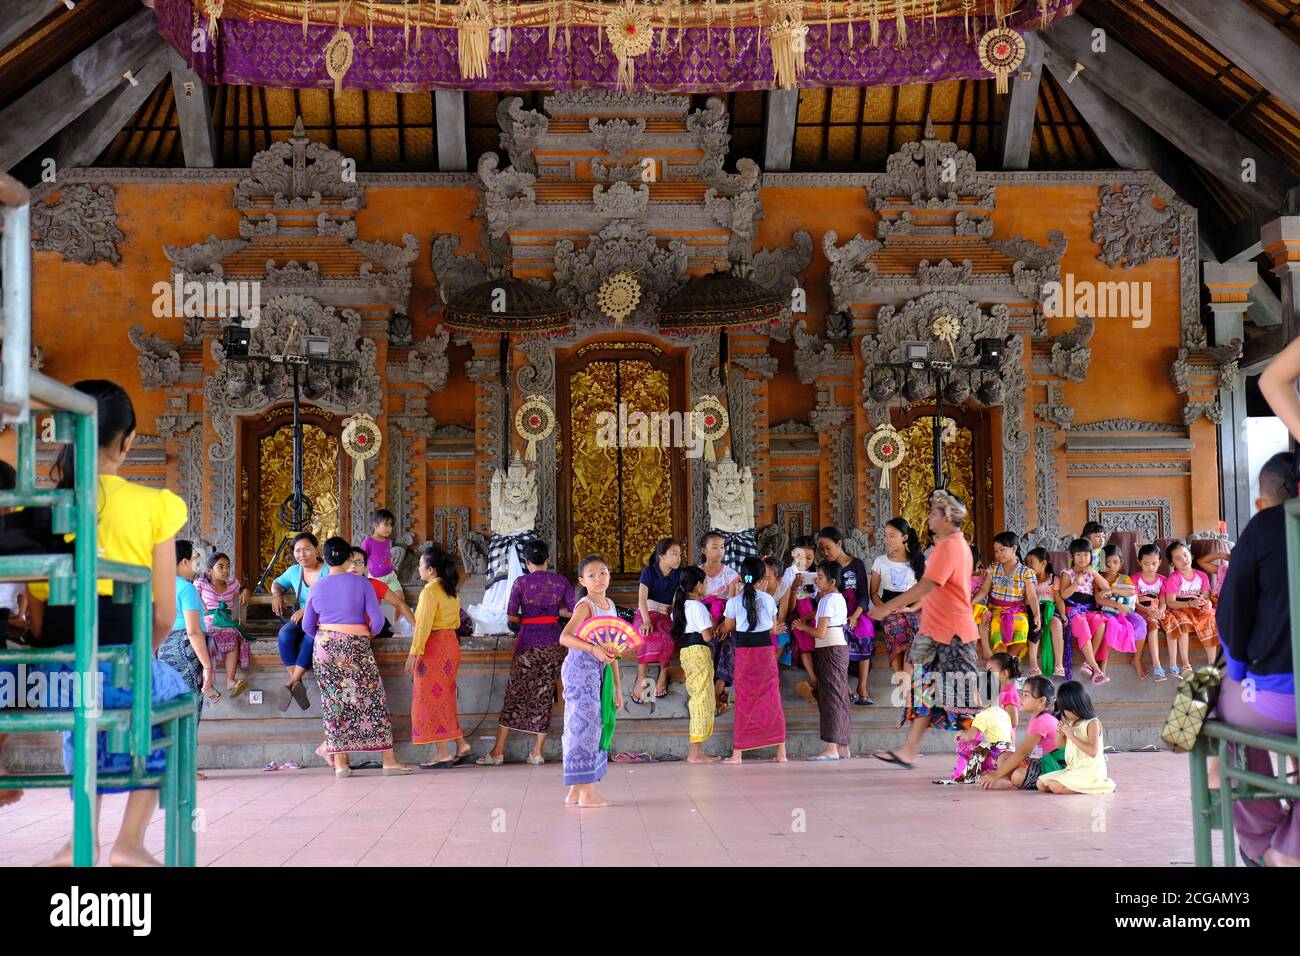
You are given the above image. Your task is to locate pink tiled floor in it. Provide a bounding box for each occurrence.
[0,752,1211,866]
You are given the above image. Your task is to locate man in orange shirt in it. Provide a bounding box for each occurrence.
[868,489,982,769]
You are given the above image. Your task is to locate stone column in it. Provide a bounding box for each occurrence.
[1203,260,1256,538]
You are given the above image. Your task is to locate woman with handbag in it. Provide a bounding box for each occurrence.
[1215,452,1300,867]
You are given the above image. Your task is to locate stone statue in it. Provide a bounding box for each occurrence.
[490,453,539,535]
[707,457,754,532]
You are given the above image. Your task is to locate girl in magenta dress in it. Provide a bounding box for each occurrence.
[721,556,788,764]
[631,538,682,703]
[1060,538,1113,686]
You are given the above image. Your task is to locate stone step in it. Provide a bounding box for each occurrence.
[5,633,1182,771]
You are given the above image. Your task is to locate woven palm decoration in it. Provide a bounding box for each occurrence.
[767,0,808,90]
[606,1,655,92]
[456,0,492,79]
[341,414,382,485]
[866,425,906,489]
[978,25,1026,93]
[324,28,355,97]
[598,272,642,327]
[692,395,729,462]
[514,396,556,461]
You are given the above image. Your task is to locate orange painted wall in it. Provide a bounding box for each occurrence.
[24,177,1218,543]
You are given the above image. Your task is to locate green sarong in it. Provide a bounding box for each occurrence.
[1038,600,1055,674]
[599,663,617,751]
[1039,746,1067,775]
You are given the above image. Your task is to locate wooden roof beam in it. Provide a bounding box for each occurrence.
[763,89,798,172]
[999,31,1044,170]
[0,1,64,54]
[169,47,216,167]
[0,7,165,172]
[1042,12,1292,211]
[51,51,169,169]
[1153,0,1300,118]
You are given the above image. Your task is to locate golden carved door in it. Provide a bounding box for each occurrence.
[241,408,347,586]
[891,406,992,559]
[557,342,688,575]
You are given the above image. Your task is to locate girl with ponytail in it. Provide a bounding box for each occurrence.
[972,531,1041,662]
[721,556,788,763]
[870,517,926,675]
[670,566,718,763]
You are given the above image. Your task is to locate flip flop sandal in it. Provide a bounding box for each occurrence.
[421,760,455,770]
[290,682,310,710]
[262,761,281,772]
[475,755,504,766]
[872,750,915,769]
[1092,672,1111,685]
[280,761,301,770]
[525,754,545,766]
[452,752,476,766]
[1081,664,1094,677]
[229,680,249,699]
[806,754,840,761]
[655,753,681,762]
[382,765,414,776]
[655,686,669,698]
[276,686,293,712]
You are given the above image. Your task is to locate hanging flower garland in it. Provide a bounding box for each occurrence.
[866,424,906,489]
[514,396,556,461]
[341,413,383,485]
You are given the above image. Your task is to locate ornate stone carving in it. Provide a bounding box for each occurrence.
[163,235,249,274]
[870,117,995,210]
[824,311,852,341]
[1034,383,1074,430]
[685,96,730,182]
[458,530,490,575]
[30,183,124,266]
[809,402,852,431]
[490,453,539,535]
[552,220,689,332]
[991,231,1069,273]
[917,258,974,289]
[407,326,451,391]
[1182,401,1224,426]
[497,96,547,175]
[1033,424,1063,548]
[747,230,813,342]
[434,505,472,560]
[588,116,647,158]
[546,90,688,116]
[775,502,813,540]
[1092,183,1180,269]
[385,427,416,577]
[239,214,278,238]
[822,231,881,312]
[731,353,778,379]
[592,181,650,217]
[756,522,789,564]
[1071,419,1183,433]
[955,213,994,238]
[317,213,356,238]
[476,152,537,239]
[127,325,181,391]
[1046,313,1096,383]
[429,233,491,305]
[590,159,644,182]
[770,420,812,435]
[707,457,755,532]
[832,427,858,531]
[793,319,853,384]
[350,233,419,299]
[234,117,363,209]
[388,313,412,347]
[1088,497,1173,541]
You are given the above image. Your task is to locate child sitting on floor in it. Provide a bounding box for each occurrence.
[1036,680,1116,794]
[979,676,1063,790]
[936,654,1018,785]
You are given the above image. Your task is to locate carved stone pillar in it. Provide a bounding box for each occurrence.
[728,335,776,526]
[1203,261,1257,537]
[1262,216,1300,345]
[466,342,505,534]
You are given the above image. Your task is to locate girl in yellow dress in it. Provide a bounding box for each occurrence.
[1036,680,1116,794]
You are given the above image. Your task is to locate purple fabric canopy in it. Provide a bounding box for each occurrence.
[155,0,1075,92]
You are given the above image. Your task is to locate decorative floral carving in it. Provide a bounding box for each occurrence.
[552,220,689,332]
[592,181,650,217]
[30,184,124,266]
[1071,419,1184,434]
[1034,384,1075,430]
[407,326,451,391]
[747,230,813,342]
[546,90,688,116]
[476,153,537,240]
[234,117,363,209]
[317,214,357,238]
[163,235,249,274]
[588,116,647,158]
[822,231,882,312]
[429,233,490,305]
[1092,183,1180,269]
[1046,313,1095,383]
[127,326,181,391]
[239,214,278,238]
[917,258,975,289]
[955,213,994,238]
[793,319,853,384]
[1088,498,1172,541]
[590,159,644,182]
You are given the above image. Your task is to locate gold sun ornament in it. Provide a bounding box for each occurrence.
[341,413,382,485]
[514,396,556,462]
[866,425,907,489]
[931,313,961,359]
[978,25,1026,93]
[597,271,642,326]
[692,395,730,462]
[605,1,655,91]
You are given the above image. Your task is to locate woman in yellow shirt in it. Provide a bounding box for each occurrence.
[18,380,192,866]
[406,546,472,768]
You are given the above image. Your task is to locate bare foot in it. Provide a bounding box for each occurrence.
[774,748,788,763]
[0,787,22,808]
[315,743,331,765]
[110,844,162,867]
[686,754,720,764]
[39,841,99,867]
[564,786,579,806]
[721,753,743,764]
[577,793,611,808]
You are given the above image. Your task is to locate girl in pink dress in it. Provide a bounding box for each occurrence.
[196,552,252,699]
[1059,539,1112,686]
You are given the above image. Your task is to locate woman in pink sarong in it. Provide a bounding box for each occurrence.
[631,538,682,703]
[721,557,788,764]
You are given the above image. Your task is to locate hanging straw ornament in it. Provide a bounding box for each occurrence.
[456,0,492,79]
[418,0,425,48]
[767,0,808,90]
[931,313,961,359]
[365,0,376,46]
[549,0,558,53]
[341,414,382,485]
[403,0,410,50]
[203,0,223,42]
[1040,0,1052,28]
[961,0,974,40]
[514,397,556,462]
[692,396,730,462]
[894,0,906,47]
[868,0,880,45]
[728,0,737,63]
[325,27,355,98]
[847,0,854,46]
[866,425,906,490]
[302,0,310,39]
[824,0,831,44]
[978,24,1025,93]
[606,1,654,89]
[705,0,715,46]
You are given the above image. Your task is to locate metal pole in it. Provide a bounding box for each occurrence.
[1,199,31,426]
[932,368,945,491]
[71,408,98,866]
[291,363,303,531]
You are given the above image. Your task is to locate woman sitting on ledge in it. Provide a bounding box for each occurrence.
[270,532,329,712]
[302,536,412,778]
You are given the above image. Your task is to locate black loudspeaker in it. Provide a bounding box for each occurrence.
[222,325,251,358]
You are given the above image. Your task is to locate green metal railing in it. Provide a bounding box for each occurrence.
[0,171,197,865]
[1187,495,1300,866]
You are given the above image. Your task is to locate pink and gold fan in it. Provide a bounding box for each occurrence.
[576,615,644,658]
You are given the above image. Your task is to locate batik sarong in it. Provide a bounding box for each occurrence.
[411,629,462,744]
[633,605,675,666]
[314,629,394,753]
[498,642,566,736]
[680,643,715,744]
[813,644,852,746]
[561,646,608,785]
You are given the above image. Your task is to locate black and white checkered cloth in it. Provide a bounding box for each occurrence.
[486,530,541,590]
[720,528,759,574]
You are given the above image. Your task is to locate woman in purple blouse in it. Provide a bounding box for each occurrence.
[818,527,876,706]
[477,539,575,766]
[303,536,413,778]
